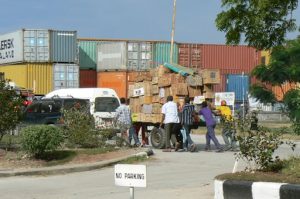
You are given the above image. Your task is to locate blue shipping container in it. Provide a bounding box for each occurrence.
[226,74,249,101]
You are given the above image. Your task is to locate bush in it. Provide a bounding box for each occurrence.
[62,106,103,148]
[21,125,64,158]
[236,113,296,171]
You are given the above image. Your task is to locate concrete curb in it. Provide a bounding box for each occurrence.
[0,149,154,178]
[214,179,300,199]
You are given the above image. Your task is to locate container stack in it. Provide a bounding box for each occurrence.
[128,65,220,123]
[0,29,79,95]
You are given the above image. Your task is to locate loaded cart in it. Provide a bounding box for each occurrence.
[128,63,220,149]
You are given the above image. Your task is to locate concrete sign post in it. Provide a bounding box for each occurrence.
[114,164,147,199]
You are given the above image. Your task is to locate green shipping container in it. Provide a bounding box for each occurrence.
[154,42,178,66]
[78,40,97,70]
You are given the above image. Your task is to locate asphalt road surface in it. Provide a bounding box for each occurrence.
[0,135,299,199]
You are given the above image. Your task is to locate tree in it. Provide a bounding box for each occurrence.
[250,38,300,133]
[0,80,23,141]
[216,0,298,50]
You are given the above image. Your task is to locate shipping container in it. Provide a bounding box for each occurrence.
[0,29,77,65]
[50,30,77,63]
[80,69,97,88]
[53,63,79,90]
[178,43,202,69]
[272,82,298,101]
[78,40,98,70]
[96,41,127,71]
[226,74,250,101]
[0,63,53,95]
[200,44,260,73]
[97,71,127,98]
[261,50,271,65]
[153,42,178,66]
[127,41,153,71]
[23,29,50,62]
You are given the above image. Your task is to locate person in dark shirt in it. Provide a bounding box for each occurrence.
[181,96,196,152]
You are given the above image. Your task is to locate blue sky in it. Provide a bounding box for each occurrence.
[1,0,300,44]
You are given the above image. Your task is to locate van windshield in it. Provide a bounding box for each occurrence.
[94,97,120,112]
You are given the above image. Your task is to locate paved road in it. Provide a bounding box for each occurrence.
[0,135,299,199]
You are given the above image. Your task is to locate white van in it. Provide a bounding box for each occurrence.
[44,88,120,128]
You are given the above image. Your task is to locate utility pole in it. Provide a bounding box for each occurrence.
[170,0,177,64]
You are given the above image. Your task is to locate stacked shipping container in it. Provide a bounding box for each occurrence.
[0,29,79,95]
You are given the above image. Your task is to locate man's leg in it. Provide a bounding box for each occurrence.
[164,123,172,149]
[207,125,222,150]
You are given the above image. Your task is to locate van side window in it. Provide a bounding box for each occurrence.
[64,99,89,110]
[95,97,120,112]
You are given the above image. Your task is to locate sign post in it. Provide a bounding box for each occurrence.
[115,164,147,199]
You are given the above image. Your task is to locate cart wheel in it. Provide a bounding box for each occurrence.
[150,127,166,149]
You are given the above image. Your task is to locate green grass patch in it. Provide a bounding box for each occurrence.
[216,157,300,184]
[42,150,77,167]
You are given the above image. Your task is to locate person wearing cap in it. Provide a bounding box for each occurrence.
[199,101,223,152]
[216,100,238,151]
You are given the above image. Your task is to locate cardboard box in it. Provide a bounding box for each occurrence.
[203,84,213,92]
[203,91,215,99]
[131,113,141,122]
[158,75,171,87]
[188,86,202,97]
[135,72,152,82]
[152,103,162,114]
[128,84,134,98]
[142,104,152,114]
[152,95,161,103]
[201,69,220,84]
[171,83,188,96]
[158,65,170,77]
[152,76,158,85]
[151,114,163,123]
[186,75,203,86]
[152,85,159,94]
[139,96,152,105]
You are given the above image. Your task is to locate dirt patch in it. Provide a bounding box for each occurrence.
[0,148,145,170]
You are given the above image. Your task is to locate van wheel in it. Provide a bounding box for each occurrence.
[150,127,166,149]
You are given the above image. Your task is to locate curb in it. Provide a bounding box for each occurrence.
[214,179,300,199]
[0,149,154,178]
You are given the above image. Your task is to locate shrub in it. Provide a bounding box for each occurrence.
[21,125,64,158]
[62,106,103,148]
[236,113,296,171]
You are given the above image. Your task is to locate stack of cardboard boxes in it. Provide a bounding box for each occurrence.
[128,65,220,124]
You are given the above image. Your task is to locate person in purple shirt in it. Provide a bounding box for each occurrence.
[199,101,223,152]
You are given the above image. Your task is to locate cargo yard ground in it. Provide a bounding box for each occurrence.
[0,134,299,199]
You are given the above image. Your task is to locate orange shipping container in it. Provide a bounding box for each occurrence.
[97,71,127,98]
[272,82,298,101]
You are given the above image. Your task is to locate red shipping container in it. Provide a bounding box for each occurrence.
[178,43,202,70]
[80,69,97,88]
[200,44,261,73]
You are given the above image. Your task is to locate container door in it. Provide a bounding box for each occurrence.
[226,74,249,102]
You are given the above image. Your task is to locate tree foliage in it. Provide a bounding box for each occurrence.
[216,0,298,50]
[0,80,23,141]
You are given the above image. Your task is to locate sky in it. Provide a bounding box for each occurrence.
[1,0,300,44]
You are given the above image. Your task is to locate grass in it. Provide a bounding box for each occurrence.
[216,157,300,184]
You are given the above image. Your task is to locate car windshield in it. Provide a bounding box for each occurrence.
[94,97,120,112]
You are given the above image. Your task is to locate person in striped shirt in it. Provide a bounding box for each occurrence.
[181,96,197,152]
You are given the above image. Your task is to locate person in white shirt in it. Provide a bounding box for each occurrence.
[160,96,180,152]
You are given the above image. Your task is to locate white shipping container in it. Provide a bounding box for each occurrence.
[24,29,50,62]
[53,63,79,90]
[97,42,127,71]
[0,30,23,64]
